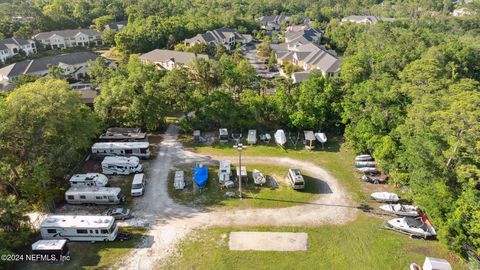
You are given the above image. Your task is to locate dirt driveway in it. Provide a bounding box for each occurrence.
[117,125,357,269]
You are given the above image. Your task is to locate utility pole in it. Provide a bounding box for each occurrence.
[234,143,246,199]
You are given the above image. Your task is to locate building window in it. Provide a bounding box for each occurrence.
[80,195,86,199]
[67,195,74,200]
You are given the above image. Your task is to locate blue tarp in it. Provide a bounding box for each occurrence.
[194,166,208,187]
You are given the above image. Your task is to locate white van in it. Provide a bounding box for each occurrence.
[287,169,305,190]
[92,142,150,159]
[40,215,118,242]
[65,187,125,205]
[101,156,143,175]
[131,174,146,196]
[69,173,108,187]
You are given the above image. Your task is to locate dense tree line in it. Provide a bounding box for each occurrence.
[336,15,480,257]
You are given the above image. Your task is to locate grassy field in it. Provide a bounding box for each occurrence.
[181,136,366,201]
[168,163,322,209]
[17,227,146,270]
[167,136,464,269]
[161,214,462,270]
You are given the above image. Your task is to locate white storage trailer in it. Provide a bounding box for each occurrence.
[92,142,150,159]
[101,156,143,175]
[40,215,118,242]
[287,168,305,190]
[69,173,108,187]
[65,187,125,205]
[219,128,229,143]
[31,239,69,260]
[218,160,232,183]
[247,130,257,145]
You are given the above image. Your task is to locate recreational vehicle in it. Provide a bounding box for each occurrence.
[65,187,125,205]
[287,168,305,189]
[98,127,147,142]
[219,128,229,143]
[218,160,232,183]
[131,173,146,196]
[40,215,118,242]
[92,142,150,159]
[101,156,143,175]
[69,173,108,187]
[31,239,69,261]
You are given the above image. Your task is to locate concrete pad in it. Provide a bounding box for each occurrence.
[228,232,308,251]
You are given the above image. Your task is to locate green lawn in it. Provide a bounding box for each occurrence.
[161,214,462,270]
[17,227,146,270]
[168,163,322,209]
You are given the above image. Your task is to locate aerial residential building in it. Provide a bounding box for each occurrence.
[257,14,291,31]
[105,20,128,31]
[284,27,323,44]
[0,52,98,83]
[341,15,396,24]
[271,31,340,82]
[139,49,209,70]
[0,37,37,63]
[184,27,252,50]
[33,29,103,49]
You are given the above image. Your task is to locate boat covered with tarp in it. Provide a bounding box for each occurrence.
[371,192,399,202]
[194,164,208,187]
[355,154,373,161]
[379,204,418,217]
[274,129,287,146]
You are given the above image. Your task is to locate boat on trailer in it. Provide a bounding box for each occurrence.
[252,169,266,185]
[274,129,287,147]
[355,161,376,168]
[371,192,399,202]
[355,154,373,161]
[379,204,418,217]
[386,210,436,239]
[194,164,208,188]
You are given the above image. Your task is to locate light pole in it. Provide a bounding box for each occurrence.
[234,143,246,199]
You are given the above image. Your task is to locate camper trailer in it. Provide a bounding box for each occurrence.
[91,142,150,159]
[69,173,108,187]
[218,160,232,183]
[101,156,143,175]
[304,131,315,150]
[131,173,146,196]
[31,239,69,261]
[40,215,118,242]
[287,169,305,190]
[65,187,125,205]
[219,128,229,143]
[98,127,147,142]
[247,130,257,145]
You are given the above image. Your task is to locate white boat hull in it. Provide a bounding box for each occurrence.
[379,204,418,217]
[371,192,399,202]
[274,130,287,146]
[252,169,266,185]
[355,154,373,161]
[387,217,436,238]
[314,132,327,143]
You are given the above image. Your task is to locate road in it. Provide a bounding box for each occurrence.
[243,43,279,79]
[117,125,357,269]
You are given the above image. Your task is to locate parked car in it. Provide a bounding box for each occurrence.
[116,232,132,241]
[105,208,132,220]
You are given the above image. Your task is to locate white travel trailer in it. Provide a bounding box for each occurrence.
[101,156,143,175]
[69,173,108,187]
[219,128,229,143]
[91,142,150,159]
[247,129,257,145]
[65,187,125,205]
[218,160,232,183]
[40,215,118,242]
[287,168,305,190]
